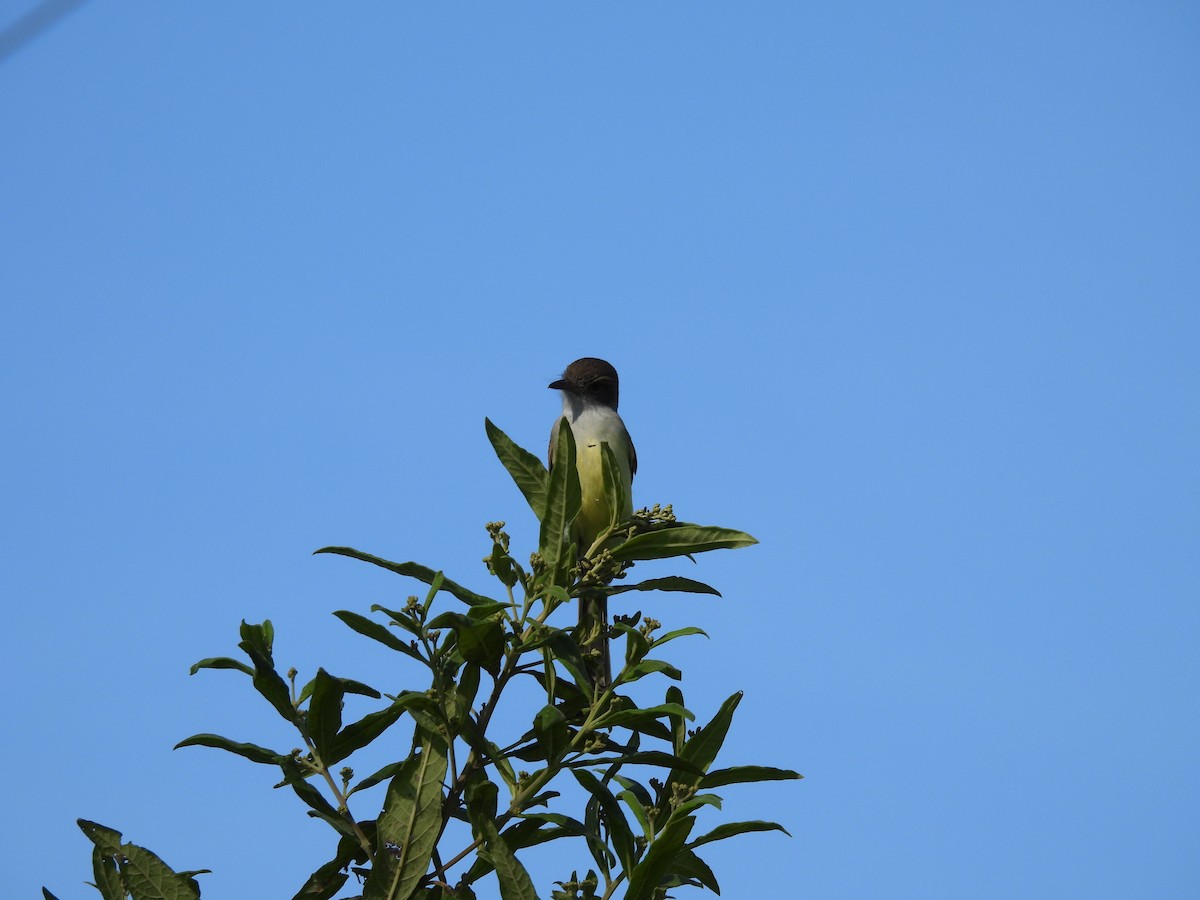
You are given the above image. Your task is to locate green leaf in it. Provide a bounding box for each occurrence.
[701,765,803,789]
[572,769,636,873]
[659,691,743,814]
[364,730,448,900]
[606,577,721,597]
[545,631,591,690]
[622,659,683,683]
[42,889,65,900]
[174,733,281,765]
[671,848,720,894]
[292,833,367,900]
[307,668,344,762]
[614,621,650,669]
[92,844,124,900]
[593,702,694,731]
[276,760,342,822]
[78,819,123,855]
[568,750,702,775]
[237,622,298,725]
[368,604,423,638]
[599,440,625,533]
[315,547,497,608]
[465,775,541,900]
[533,703,569,763]
[489,541,519,589]
[610,524,758,562]
[348,759,406,796]
[331,697,411,765]
[428,611,506,675]
[681,691,742,775]
[485,417,550,520]
[623,815,696,900]
[188,656,255,676]
[665,686,688,755]
[120,844,202,900]
[539,418,581,584]
[650,626,709,648]
[688,819,792,849]
[454,663,482,728]
[333,610,428,665]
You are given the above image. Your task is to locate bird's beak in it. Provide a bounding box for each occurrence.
[548,379,568,391]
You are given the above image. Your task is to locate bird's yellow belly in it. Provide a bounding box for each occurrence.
[571,439,633,551]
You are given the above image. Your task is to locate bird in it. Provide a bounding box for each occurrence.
[548,357,637,687]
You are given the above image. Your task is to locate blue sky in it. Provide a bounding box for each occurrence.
[3,2,1197,897]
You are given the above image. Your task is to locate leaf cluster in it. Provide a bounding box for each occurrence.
[48,421,798,900]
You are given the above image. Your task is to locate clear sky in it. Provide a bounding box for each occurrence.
[3,2,1197,898]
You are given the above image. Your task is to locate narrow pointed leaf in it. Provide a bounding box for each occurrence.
[651,626,709,648]
[593,702,693,730]
[680,691,742,775]
[174,733,281,765]
[238,639,297,725]
[188,656,255,676]
[307,668,344,762]
[331,698,410,764]
[672,849,720,894]
[315,547,496,607]
[688,820,791,849]
[606,577,721,597]
[540,418,580,582]
[572,769,635,873]
[599,440,625,532]
[91,846,123,900]
[665,686,688,755]
[466,782,541,900]
[623,659,683,682]
[348,760,405,797]
[485,418,550,520]
[333,610,427,664]
[624,816,696,900]
[701,765,803,789]
[610,525,758,562]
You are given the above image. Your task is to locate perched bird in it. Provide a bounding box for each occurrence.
[548,357,637,687]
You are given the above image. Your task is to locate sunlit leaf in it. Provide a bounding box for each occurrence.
[485,418,550,520]
[540,418,581,585]
[610,525,758,562]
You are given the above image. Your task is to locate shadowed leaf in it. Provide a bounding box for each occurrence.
[174,733,280,765]
[606,577,721,597]
[364,730,448,900]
